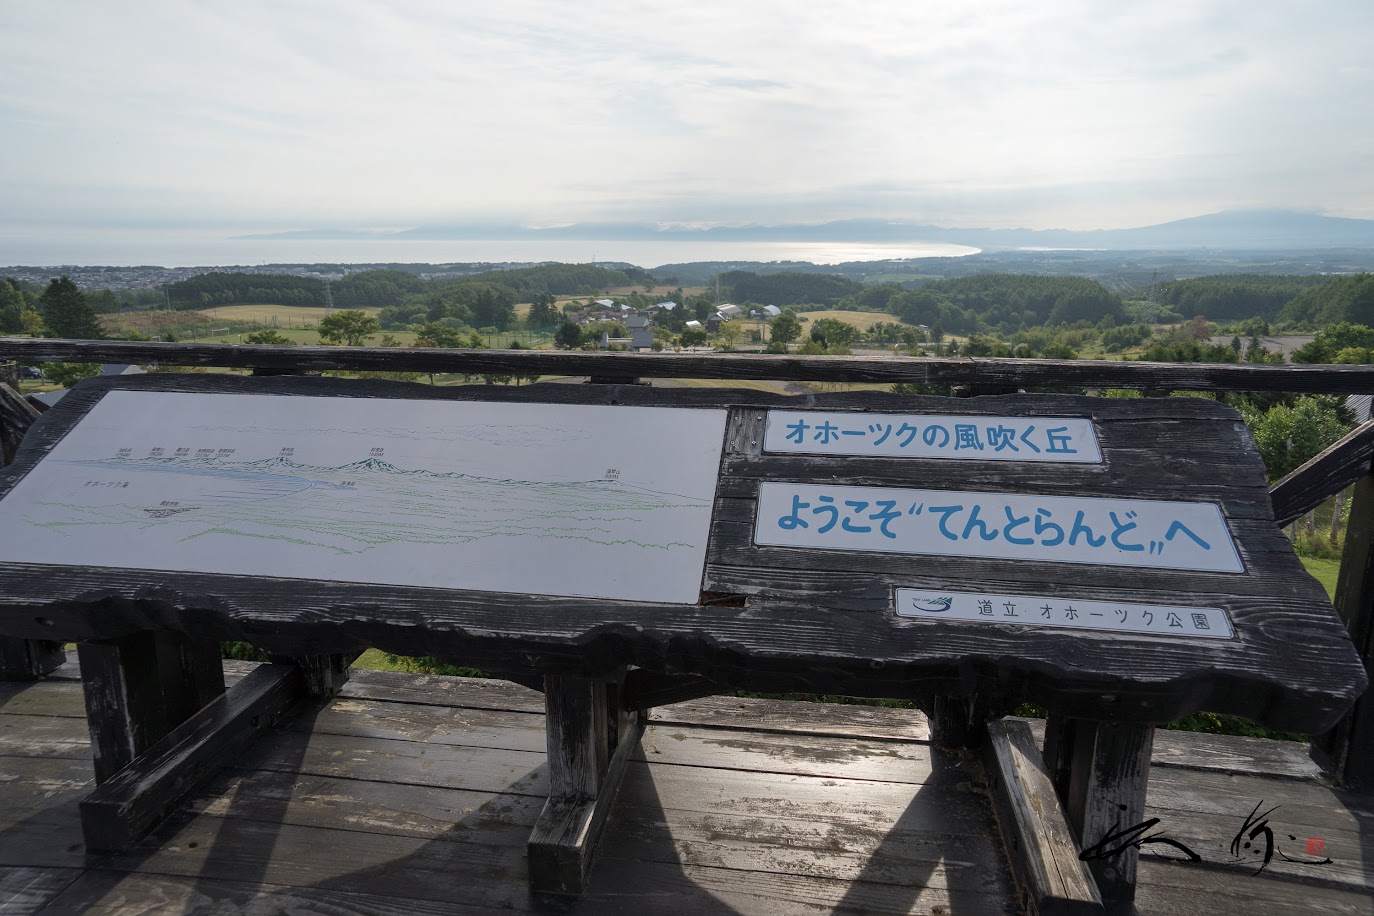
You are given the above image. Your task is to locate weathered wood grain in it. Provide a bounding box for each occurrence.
[529,673,637,895]
[184,767,544,846]
[8,336,1374,393]
[338,666,546,713]
[0,866,83,914]
[77,635,176,785]
[0,713,90,759]
[984,718,1102,915]
[41,871,522,916]
[1270,420,1374,526]
[649,693,930,742]
[79,663,303,851]
[1024,717,1323,781]
[1053,720,1156,911]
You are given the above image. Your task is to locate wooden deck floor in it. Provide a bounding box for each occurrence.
[1,661,1371,915]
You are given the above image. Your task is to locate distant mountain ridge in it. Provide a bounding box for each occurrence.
[237,210,1374,251]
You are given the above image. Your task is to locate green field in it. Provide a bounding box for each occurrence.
[793,309,899,332]
[103,304,558,348]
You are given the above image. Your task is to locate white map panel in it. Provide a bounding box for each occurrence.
[0,391,728,604]
[754,482,1243,573]
[896,589,1235,640]
[764,412,1101,462]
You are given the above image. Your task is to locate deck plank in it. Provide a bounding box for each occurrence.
[0,867,83,914]
[3,665,1373,914]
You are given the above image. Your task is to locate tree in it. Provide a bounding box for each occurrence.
[554,321,584,349]
[680,329,707,348]
[44,362,101,388]
[809,318,857,350]
[527,293,559,330]
[39,276,104,339]
[769,311,801,346]
[0,279,41,334]
[243,329,291,345]
[318,310,379,346]
[1243,397,1351,480]
[1182,315,1212,341]
[414,322,467,348]
[718,322,744,350]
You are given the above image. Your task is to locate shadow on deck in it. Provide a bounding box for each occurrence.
[1,661,1371,915]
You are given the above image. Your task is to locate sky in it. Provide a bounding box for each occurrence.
[2,0,1372,237]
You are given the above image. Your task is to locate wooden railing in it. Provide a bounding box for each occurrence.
[2,337,1372,787]
[7,336,1374,391]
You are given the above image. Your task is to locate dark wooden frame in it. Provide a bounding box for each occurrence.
[0,368,1366,906]
[0,362,65,680]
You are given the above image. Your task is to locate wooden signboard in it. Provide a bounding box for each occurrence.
[0,373,1362,727]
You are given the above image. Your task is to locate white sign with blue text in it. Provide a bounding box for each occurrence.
[896,588,1235,640]
[754,483,1243,573]
[763,411,1101,462]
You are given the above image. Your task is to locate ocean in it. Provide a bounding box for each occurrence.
[0,231,978,269]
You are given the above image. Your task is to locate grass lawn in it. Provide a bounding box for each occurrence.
[1300,555,1341,602]
[353,648,406,671]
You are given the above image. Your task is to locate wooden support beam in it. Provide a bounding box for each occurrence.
[266,650,360,698]
[0,637,65,681]
[1270,420,1374,527]
[0,380,41,465]
[1043,716,1155,913]
[622,669,720,710]
[985,719,1102,916]
[528,671,641,895]
[80,663,303,851]
[1318,468,1374,789]
[78,632,226,784]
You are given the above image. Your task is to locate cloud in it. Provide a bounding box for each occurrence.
[0,0,1371,235]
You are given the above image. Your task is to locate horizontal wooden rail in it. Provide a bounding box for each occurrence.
[7,337,1374,392]
[1270,420,1374,527]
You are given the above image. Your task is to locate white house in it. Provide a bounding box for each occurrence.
[716,304,743,319]
[684,319,703,331]
[653,301,677,311]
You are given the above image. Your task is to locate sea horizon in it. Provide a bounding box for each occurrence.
[0,232,979,271]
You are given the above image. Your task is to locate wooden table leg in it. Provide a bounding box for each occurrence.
[927,694,998,749]
[528,669,641,895]
[0,638,65,681]
[78,631,225,784]
[1044,715,1155,912]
